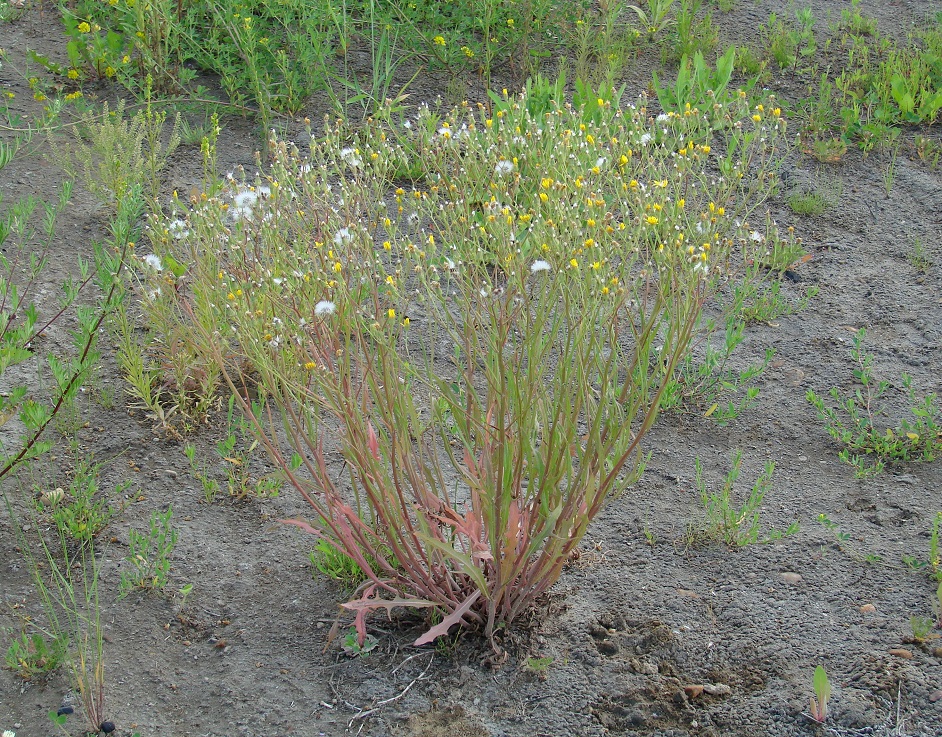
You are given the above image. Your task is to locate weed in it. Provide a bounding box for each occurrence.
[309,539,368,588]
[525,655,555,673]
[160,80,791,651]
[787,189,829,216]
[910,615,935,642]
[666,0,718,63]
[913,135,941,169]
[809,665,830,723]
[215,397,281,499]
[660,314,773,425]
[627,0,676,41]
[839,0,877,37]
[183,443,221,502]
[763,12,797,70]
[49,98,179,210]
[342,627,378,657]
[807,137,847,164]
[120,505,178,595]
[4,631,67,680]
[807,329,942,477]
[733,44,766,79]
[735,278,818,325]
[654,45,743,119]
[41,460,117,543]
[907,237,933,272]
[695,450,796,546]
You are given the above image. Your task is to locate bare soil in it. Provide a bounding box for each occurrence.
[2,2,942,736]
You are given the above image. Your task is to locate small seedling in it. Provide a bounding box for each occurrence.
[809,665,830,723]
[119,505,178,595]
[910,615,935,642]
[4,631,67,680]
[525,655,555,673]
[342,627,378,657]
[907,237,932,272]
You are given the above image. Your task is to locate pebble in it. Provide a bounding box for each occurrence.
[684,685,704,699]
[163,469,178,478]
[780,572,803,585]
[930,690,942,703]
[888,648,913,659]
[931,647,942,658]
[859,603,876,614]
[702,683,732,696]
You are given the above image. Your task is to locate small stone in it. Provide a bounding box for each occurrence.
[859,604,876,614]
[702,683,732,696]
[888,648,913,659]
[163,469,178,478]
[100,721,116,734]
[57,706,74,716]
[780,572,803,585]
[929,689,942,703]
[932,647,942,658]
[676,588,700,599]
[684,685,704,699]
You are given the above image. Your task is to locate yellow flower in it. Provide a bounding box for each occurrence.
[752,114,762,122]
[105,66,116,77]
[403,317,410,327]
[333,262,342,273]
[305,361,316,371]
[122,55,131,64]
[433,35,445,46]
[506,18,514,27]
[67,68,80,80]
[569,258,578,269]
[387,308,396,319]
[77,21,91,33]
[646,216,659,225]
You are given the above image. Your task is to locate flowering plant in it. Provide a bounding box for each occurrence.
[158,84,788,651]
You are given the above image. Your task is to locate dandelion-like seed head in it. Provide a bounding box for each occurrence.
[494,160,514,176]
[314,300,336,316]
[143,253,163,271]
[530,260,551,273]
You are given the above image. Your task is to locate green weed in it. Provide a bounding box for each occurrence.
[807,329,942,477]
[695,449,796,546]
[4,631,68,680]
[120,506,178,595]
